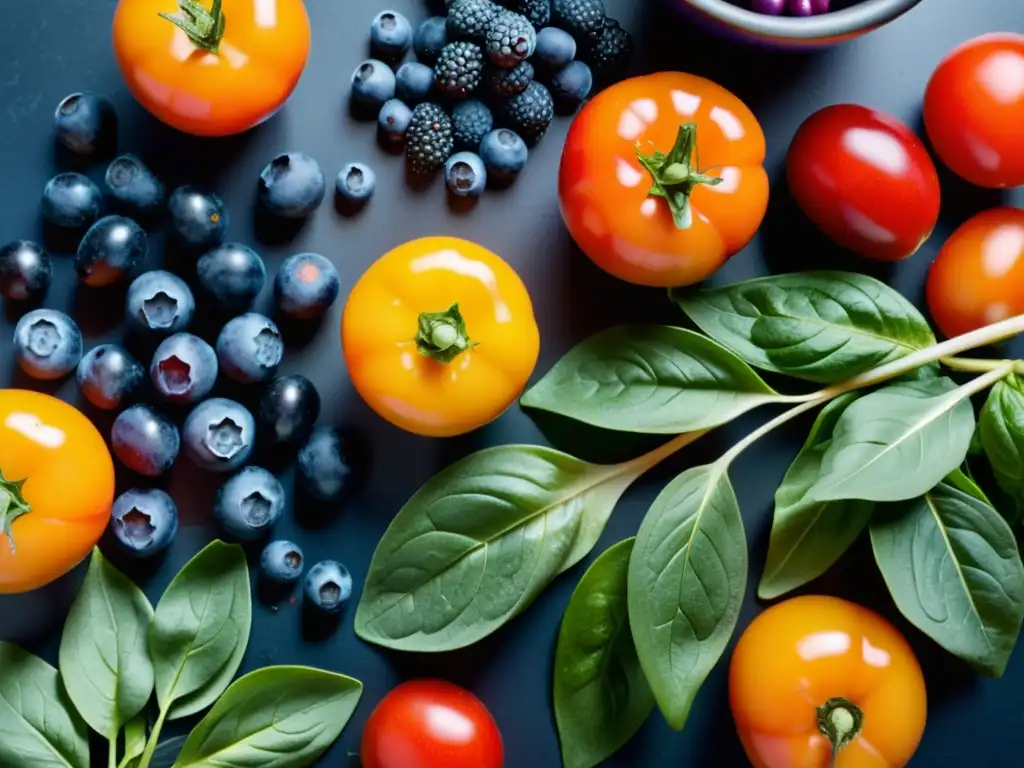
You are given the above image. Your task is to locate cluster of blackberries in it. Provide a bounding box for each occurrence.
[348,1,633,199]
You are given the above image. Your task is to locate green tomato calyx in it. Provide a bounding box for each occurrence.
[634,122,723,230]
[416,304,476,364]
[158,0,227,55]
[0,468,31,554]
[817,696,864,765]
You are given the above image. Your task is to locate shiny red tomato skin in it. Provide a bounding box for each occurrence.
[361,680,504,768]
[786,104,941,262]
[924,33,1024,189]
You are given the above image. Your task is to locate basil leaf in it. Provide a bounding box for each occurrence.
[808,377,976,503]
[356,445,647,652]
[118,718,147,768]
[759,394,874,600]
[150,736,186,768]
[979,377,1024,515]
[0,642,89,768]
[628,464,747,730]
[172,666,362,768]
[151,540,251,720]
[58,549,154,740]
[554,539,654,768]
[946,466,992,506]
[672,271,935,383]
[520,325,783,434]
[871,483,1024,677]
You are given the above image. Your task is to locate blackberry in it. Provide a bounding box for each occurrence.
[485,11,537,67]
[509,0,550,27]
[406,103,455,175]
[584,17,634,79]
[551,0,605,44]
[498,81,553,146]
[483,60,534,101]
[447,0,499,41]
[452,100,494,151]
[435,42,485,99]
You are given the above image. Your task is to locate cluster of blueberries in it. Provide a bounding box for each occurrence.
[0,93,367,614]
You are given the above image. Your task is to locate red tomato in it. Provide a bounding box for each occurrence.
[361,680,504,768]
[924,33,1024,189]
[926,208,1024,338]
[786,104,941,262]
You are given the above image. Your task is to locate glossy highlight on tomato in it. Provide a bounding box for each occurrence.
[926,207,1024,339]
[0,390,115,594]
[786,104,940,262]
[559,72,769,288]
[924,33,1024,189]
[361,679,504,768]
[730,595,927,768]
[113,0,311,137]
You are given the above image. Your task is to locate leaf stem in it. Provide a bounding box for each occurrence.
[136,704,169,768]
[108,736,117,768]
[717,398,824,468]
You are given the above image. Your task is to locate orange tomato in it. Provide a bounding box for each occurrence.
[558,72,769,288]
[926,208,1024,339]
[729,596,927,768]
[0,390,114,594]
[113,0,311,137]
[342,237,540,438]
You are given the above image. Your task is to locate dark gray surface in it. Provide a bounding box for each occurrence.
[2,0,1024,765]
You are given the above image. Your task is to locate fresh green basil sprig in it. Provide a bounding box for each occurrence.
[2,541,362,768]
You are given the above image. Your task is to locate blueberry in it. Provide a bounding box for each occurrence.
[150,333,218,404]
[104,154,165,219]
[304,560,353,613]
[125,270,195,336]
[274,253,340,320]
[42,173,102,229]
[479,128,528,180]
[110,489,178,557]
[371,10,413,58]
[377,99,414,148]
[534,27,577,69]
[445,152,488,197]
[182,398,255,473]
[75,215,147,287]
[77,344,144,410]
[196,243,267,313]
[396,62,435,105]
[351,60,397,108]
[168,186,228,251]
[259,374,321,445]
[216,313,283,384]
[335,163,376,204]
[258,152,326,219]
[549,60,593,112]
[0,241,51,303]
[260,540,305,584]
[13,309,82,380]
[297,426,368,502]
[413,16,448,64]
[54,92,117,156]
[111,404,180,476]
[213,466,286,541]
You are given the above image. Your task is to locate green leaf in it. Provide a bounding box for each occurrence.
[946,466,992,506]
[118,718,147,768]
[520,325,784,434]
[150,540,251,720]
[0,642,90,768]
[171,666,363,768]
[870,482,1024,676]
[807,377,976,503]
[356,445,649,652]
[58,548,154,740]
[554,539,654,768]
[627,464,747,730]
[671,271,936,384]
[759,394,874,600]
[979,376,1024,516]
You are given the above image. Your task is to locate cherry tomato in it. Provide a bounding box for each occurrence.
[926,208,1024,338]
[730,595,927,768]
[559,72,769,288]
[924,33,1024,189]
[113,0,311,137]
[361,679,504,768]
[786,104,941,262]
[0,390,115,594]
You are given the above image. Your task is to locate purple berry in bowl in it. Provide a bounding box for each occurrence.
[751,0,787,15]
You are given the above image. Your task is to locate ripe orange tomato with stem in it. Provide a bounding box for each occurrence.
[0,390,115,594]
[113,0,311,137]
[558,72,769,288]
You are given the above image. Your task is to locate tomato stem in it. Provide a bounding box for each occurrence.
[157,0,226,55]
[634,122,723,230]
[817,696,864,764]
[415,304,476,364]
[0,468,30,554]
